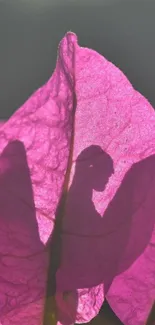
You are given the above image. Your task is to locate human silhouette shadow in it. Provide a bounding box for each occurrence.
[57,145,155,302]
[56,145,114,292]
[0,140,48,325]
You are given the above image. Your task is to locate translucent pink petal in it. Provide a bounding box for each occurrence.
[0,33,76,325]
[56,33,155,325]
[1,32,155,325]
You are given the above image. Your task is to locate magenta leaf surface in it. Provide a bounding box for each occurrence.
[1,32,155,325]
[0,33,75,325]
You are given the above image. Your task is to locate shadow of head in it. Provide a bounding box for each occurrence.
[75,145,114,192]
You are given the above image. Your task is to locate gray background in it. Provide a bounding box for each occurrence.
[0,1,154,324]
[0,0,155,119]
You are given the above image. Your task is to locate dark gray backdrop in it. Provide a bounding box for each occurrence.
[0,1,154,324]
[0,0,155,119]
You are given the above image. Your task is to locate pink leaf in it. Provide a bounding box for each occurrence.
[0,33,76,325]
[55,33,155,325]
[1,32,155,325]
